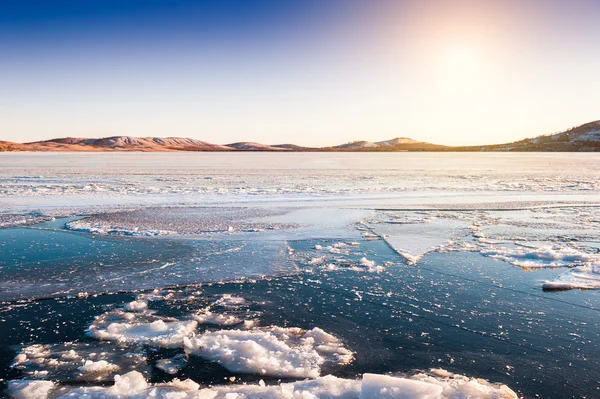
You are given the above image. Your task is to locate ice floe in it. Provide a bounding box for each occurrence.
[481,245,600,269]
[365,212,473,264]
[191,294,260,326]
[7,380,56,399]
[88,309,197,347]
[184,326,353,378]
[155,354,188,375]
[6,368,518,399]
[65,219,177,236]
[542,265,600,291]
[124,300,149,312]
[64,207,295,236]
[77,360,121,381]
[11,342,149,382]
[192,310,244,326]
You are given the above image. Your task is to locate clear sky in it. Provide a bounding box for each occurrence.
[1,0,599,146]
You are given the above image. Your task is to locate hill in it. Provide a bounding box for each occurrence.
[0,141,20,152]
[333,137,448,151]
[225,142,291,151]
[2,120,599,152]
[22,137,233,152]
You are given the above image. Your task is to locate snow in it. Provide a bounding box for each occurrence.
[11,342,149,382]
[215,294,247,308]
[184,326,353,378]
[191,294,259,326]
[359,373,442,399]
[7,369,518,399]
[192,310,243,326]
[576,130,600,142]
[359,257,376,267]
[375,137,420,146]
[156,355,187,375]
[124,300,149,312]
[481,246,600,268]
[542,265,600,290]
[77,360,120,380]
[88,309,197,347]
[6,380,56,399]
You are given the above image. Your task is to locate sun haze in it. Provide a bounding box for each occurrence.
[1,0,598,146]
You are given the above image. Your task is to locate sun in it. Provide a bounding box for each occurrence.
[443,43,480,74]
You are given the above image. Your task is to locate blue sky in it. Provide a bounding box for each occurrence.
[1,0,599,145]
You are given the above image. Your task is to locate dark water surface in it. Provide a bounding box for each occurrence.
[1,226,599,398]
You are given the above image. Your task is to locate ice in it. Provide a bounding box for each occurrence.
[215,294,247,308]
[11,342,149,382]
[367,214,472,264]
[111,371,148,394]
[413,369,519,399]
[192,294,259,326]
[65,207,295,236]
[481,245,600,269]
[0,213,52,229]
[359,257,376,267]
[156,354,187,375]
[192,310,243,326]
[65,218,177,236]
[77,360,120,381]
[542,265,600,291]
[184,326,353,378]
[4,154,600,397]
[359,373,443,398]
[6,380,55,399]
[0,230,297,301]
[124,300,149,312]
[8,369,518,399]
[88,309,197,347]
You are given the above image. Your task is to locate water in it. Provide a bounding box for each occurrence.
[2,231,600,397]
[2,153,600,398]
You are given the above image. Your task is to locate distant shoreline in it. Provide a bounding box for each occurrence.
[1,120,599,152]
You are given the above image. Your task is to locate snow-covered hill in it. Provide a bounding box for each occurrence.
[22,136,233,152]
[225,142,291,151]
[468,121,600,152]
[335,137,445,151]
[3,120,600,152]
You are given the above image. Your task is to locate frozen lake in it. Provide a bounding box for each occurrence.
[1,152,600,398]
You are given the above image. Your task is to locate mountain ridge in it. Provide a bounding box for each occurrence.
[2,120,600,152]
